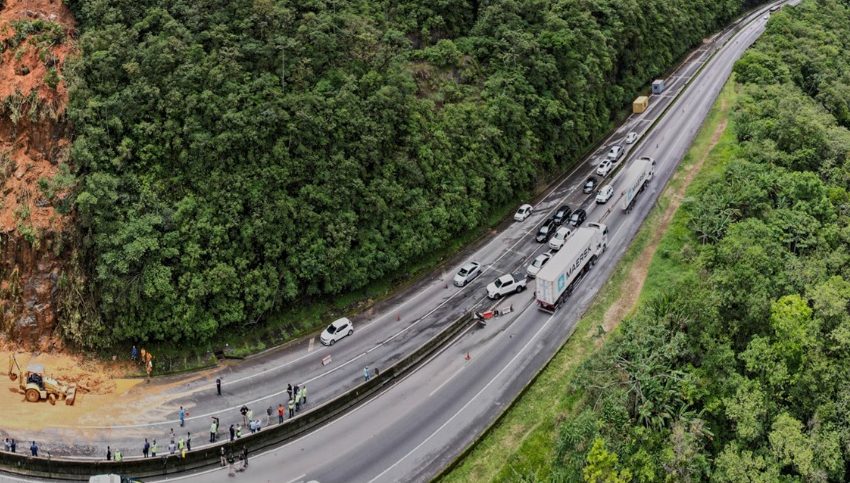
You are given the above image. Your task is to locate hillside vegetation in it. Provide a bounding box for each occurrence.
[548,1,850,480]
[63,0,766,346]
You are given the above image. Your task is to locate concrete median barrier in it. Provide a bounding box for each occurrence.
[0,312,474,481]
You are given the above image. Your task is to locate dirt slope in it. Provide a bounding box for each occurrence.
[0,0,76,350]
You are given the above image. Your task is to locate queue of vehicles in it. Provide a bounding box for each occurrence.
[449,128,654,315]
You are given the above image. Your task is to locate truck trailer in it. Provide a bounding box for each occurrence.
[621,156,655,212]
[535,223,608,312]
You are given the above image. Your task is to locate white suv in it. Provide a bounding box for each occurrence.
[607,145,623,161]
[320,317,354,346]
[548,226,572,251]
[596,159,613,176]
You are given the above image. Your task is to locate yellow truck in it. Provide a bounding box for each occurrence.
[633,96,649,114]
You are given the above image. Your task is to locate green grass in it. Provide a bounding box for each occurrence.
[440,79,741,483]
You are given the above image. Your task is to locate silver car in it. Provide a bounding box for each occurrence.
[526,253,552,278]
[453,261,482,287]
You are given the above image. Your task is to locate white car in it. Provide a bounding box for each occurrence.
[548,226,572,251]
[320,317,354,346]
[607,145,623,162]
[514,204,533,222]
[526,253,552,278]
[625,131,638,144]
[596,185,614,204]
[596,159,613,177]
[453,261,482,287]
[486,273,527,299]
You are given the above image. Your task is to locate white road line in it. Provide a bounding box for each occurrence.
[428,366,466,398]
[368,310,558,483]
[152,465,225,481]
[285,474,306,483]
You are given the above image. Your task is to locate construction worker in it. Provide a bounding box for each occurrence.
[288,398,295,418]
[114,449,122,462]
[151,440,158,457]
[278,404,285,424]
[236,424,242,439]
[179,406,185,427]
[302,385,308,405]
[178,437,185,452]
[295,388,301,412]
[209,419,217,443]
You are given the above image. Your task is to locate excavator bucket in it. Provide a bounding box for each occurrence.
[65,386,77,405]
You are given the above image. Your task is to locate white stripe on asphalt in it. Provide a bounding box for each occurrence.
[368,310,559,483]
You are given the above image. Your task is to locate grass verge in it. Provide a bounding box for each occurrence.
[439,78,741,482]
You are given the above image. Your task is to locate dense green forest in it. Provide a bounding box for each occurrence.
[63,0,766,346]
[555,1,850,481]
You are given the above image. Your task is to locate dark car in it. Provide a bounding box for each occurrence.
[583,177,597,194]
[553,205,572,225]
[535,218,557,242]
[569,208,587,227]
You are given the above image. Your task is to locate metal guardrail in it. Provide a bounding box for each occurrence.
[0,312,475,481]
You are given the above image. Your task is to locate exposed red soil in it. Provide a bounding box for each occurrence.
[0,0,76,349]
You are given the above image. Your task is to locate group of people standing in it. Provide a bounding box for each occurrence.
[3,438,38,457]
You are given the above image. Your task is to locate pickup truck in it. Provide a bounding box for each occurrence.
[486,273,528,299]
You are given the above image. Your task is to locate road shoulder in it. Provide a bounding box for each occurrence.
[439,78,740,482]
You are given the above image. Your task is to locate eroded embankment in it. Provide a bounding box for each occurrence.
[0,0,77,351]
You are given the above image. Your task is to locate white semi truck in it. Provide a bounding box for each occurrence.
[535,223,608,312]
[621,156,655,211]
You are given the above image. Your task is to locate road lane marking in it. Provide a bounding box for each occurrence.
[429,366,465,398]
[368,310,560,483]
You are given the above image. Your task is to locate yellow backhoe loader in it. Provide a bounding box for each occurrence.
[8,354,77,405]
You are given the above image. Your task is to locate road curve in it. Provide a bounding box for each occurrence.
[134,2,789,483]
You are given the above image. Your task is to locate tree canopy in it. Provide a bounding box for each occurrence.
[63,0,770,345]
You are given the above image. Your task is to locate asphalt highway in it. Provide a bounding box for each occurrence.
[132,2,789,482]
[0,1,791,480]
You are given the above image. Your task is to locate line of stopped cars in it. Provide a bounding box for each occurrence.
[454,129,655,312]
[320,132,649,347]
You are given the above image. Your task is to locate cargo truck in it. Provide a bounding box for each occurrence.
[535,223,608,312]
[621,156,655,212]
